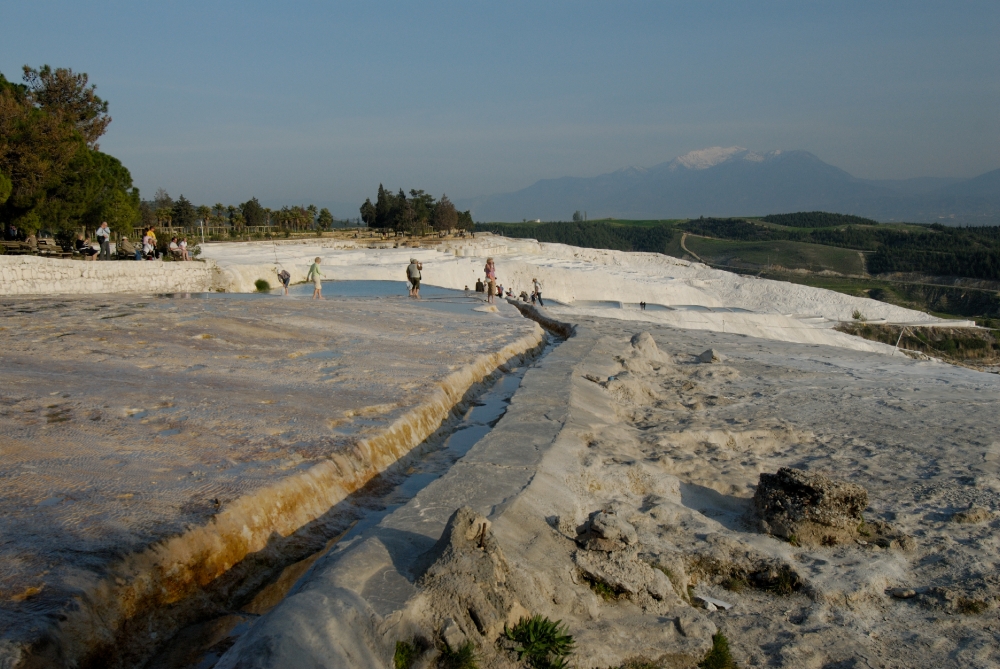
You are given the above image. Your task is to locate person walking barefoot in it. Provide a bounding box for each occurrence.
[406,258,422,299]
[484,258,497,305]
[532,277,544,306]
[307,257,324,299]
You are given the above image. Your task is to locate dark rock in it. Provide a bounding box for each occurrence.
[752,467,903,547]
[577,510,638,551]
[754,467,868,533]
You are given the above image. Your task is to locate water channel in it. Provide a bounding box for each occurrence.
[143,282,563,669]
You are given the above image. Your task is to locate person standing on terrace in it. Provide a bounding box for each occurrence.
[307,257,325,299]
[484,258,497,305]
[96,222,111,261]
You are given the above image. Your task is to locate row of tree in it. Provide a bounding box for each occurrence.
[139,190,345,232]
[0,64,364,239]
[0,65,139,236]
[359,185,473,233]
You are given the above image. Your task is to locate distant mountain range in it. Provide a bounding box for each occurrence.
[459,147,1000,225]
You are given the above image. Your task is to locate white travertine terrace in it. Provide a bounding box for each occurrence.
[0,293,542,667]
[198,235,970,350]
[0,254,220,294]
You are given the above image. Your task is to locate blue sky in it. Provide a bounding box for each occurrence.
[4,1,998,214]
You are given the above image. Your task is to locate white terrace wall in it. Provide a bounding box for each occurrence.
[0,255,220,295]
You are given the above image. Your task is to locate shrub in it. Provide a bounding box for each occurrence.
[504,615,575,669]
[394,640,419,669]
[698,633,737,669]
[439,640,477,669]
[957,597,987,615]
[852,309,866,321]
[581,573,621,601]
[254,279,271,292]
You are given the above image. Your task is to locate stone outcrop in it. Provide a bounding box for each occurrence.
[576,510,639,551]
[754,467,868,535]
[698,348,725,363]
[753,467,911,548]
[418,507,532,645]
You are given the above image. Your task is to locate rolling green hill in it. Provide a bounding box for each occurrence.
[683,237,866,275]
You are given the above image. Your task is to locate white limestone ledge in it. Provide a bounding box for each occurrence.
[0,255,221,295]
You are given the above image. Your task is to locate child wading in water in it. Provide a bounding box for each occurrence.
[307,257,324,299]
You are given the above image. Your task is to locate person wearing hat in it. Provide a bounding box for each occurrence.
[406,258,422,298]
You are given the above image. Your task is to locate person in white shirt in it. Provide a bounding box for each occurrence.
[168,237,183,259]
[96,221,111,261]
[532,278,544,306]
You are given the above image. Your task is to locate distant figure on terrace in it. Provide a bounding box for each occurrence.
[475,278,484,293]
[169,237,183,259]
[532,278,544,306]
[406,258,422,299]
[179,238,191,261]
[307,257,324,299]
[75,233,98,260]
[484,258,497,304]
[277,268,291,295]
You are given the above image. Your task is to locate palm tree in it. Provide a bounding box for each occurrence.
[155,207,172,228]
[212,203,226,226]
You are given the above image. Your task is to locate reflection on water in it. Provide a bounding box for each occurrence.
[159,281,495,316]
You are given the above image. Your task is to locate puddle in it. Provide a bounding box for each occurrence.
[158,281,499,317]
[144,334,562,669]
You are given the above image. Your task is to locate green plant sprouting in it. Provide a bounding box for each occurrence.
[504,615,576,669]
[698,632,737,669]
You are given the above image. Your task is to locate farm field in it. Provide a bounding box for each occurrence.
[683,236,867,275]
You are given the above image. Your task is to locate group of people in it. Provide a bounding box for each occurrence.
[269,254,549,308]
[74,221,113,261]
[71,225,195,262]
[472,258,544,306]
[168,236,192,261]
[118,227,160,261]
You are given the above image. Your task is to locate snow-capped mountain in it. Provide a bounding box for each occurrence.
[461,148,1000,224]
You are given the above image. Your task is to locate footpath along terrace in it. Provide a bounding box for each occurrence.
[0,291,542,668]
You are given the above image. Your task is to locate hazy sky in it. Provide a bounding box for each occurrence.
[4,1,998,213]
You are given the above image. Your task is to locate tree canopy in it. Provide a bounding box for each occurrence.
[0,65,137,235]
[361,186,473,233]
